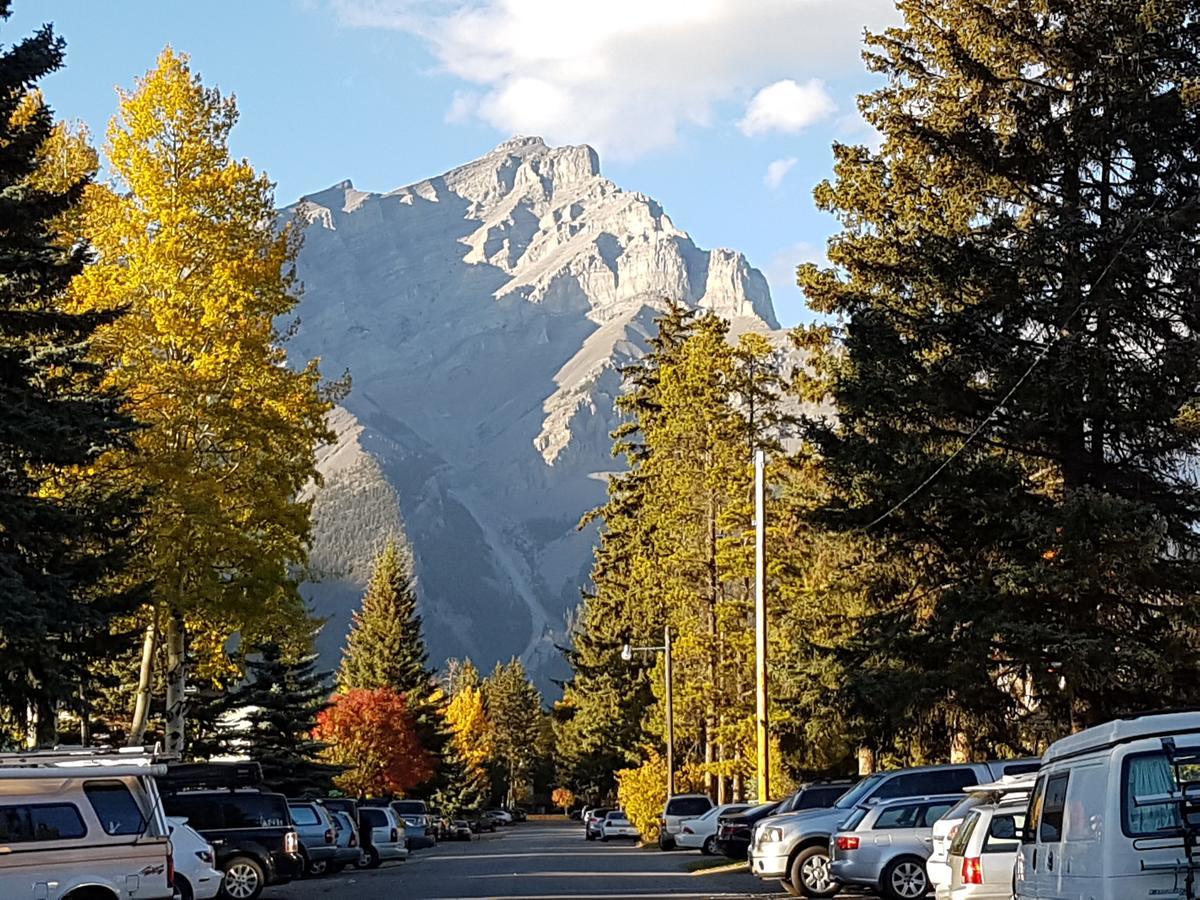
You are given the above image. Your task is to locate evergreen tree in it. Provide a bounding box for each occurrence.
[0,2,142,744]
[208,639,337,795]
[337,536,451,794]
[485,659,545,808]
[338,537,428,695]
[797,0,1200,751]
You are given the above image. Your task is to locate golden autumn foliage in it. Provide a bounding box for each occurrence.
[67,48,335,746]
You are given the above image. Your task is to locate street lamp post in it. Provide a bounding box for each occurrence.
[755,447,769,802]
[622,624,675,796]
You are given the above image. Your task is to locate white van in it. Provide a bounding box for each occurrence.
[0,746,174,900]
[1015,711,1200,900]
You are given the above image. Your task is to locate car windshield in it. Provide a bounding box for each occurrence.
[834,773,886,809]
[393,801,427,814]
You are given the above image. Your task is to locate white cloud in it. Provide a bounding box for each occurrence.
[444,89,478,124]
[330,0,897,159]
[739,79,836,137]
[764,156,798,190]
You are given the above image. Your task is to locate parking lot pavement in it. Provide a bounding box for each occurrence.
[263,819,790,899]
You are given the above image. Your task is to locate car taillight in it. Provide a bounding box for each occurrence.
[349,830,358,847]
[390,827,399,843]
[325,828,335,844]
[682,826,694,834]
[285,830,300,854]
[835,835,860,851]
[167,840,175,887]
[962,856,983,885]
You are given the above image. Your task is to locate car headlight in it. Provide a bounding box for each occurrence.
[760,826,784,844]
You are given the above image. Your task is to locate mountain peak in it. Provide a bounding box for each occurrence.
[492,135,549,153]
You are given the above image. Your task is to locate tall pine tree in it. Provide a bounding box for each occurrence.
[798,0,1200,752]
[204,637,337,795]
[0,2,141,745]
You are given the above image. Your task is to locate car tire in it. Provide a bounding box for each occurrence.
[791,845,840,898]
[176,876,195,900]
[701,835,718,856]
[781,878,801,897]
[658,832,677,851]
[220,856,266,900]
[306,855,328,877]
[364,846,382,869]
[881,856,929,900]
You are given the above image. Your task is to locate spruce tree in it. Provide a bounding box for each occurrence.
[0,1,141,744]
[338,537,429,694]
[798,0,1200,750]
[211,640,337,795]
[485,659,545,808]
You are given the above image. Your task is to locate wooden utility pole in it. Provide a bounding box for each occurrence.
[665,624,675,796]
[754,448,770,802]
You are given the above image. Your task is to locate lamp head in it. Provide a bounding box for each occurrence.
[620,643,632,662]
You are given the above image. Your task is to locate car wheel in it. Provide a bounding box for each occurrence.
[176,876,195,900]
[791,845,840,898]
[306,856,328,877]
[658,831,676,851]
[882,856,929,900]
[365,845,383,869]
[221,856,266,900]
[701,835,718,856]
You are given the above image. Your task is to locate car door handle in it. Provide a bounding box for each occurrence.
[1032,848,1038,869]
[1046,850,1054,871]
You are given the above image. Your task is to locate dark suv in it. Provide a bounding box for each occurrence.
[159,764,302,900]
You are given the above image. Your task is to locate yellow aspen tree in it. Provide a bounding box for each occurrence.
[69,48,335,752]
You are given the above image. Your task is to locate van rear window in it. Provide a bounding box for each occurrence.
[1123,749,1200,836]
[289,805,320,826]
[0,803,86,842]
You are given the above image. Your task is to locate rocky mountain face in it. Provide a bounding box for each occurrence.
[286,136,781,687]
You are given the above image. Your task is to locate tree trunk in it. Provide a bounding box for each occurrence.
[79,683,91,746]
[33,695,57,748]
[128,616,158,746]
[164,612,187,755]
[950,728,971,763]
[857,745,876,776]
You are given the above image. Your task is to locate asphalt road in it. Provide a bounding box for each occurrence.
[263,819,787,899]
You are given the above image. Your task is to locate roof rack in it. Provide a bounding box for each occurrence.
[158,761,264,793]
[0,744,176,769]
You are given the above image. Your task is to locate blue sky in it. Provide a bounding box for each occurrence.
[8,0,895,327]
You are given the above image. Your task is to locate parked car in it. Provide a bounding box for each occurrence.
[752,759,1039,897]
[452,819,474,840]
[470,809,499,833]
[928,774,1036,898]
[828,794,959,899]
[584,806,614,840]
[1015,710,1200,900]
[355,804,409,868]
[0,747,176,900]
[944,796,1026,899]
[362,799,436,849]
[328,810,364,873]
[487,808,515,825]
[660,794,715,849]
[159,764,302,900]
[717,801,781,859]
[287,801,339,875]
[168,816,224,900]
[677,803,751,854]
[509,807,528,822]
[600,810,639,841]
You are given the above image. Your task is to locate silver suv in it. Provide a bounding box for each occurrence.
[751,759,1038,897]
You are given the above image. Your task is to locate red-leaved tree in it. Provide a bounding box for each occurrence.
[313,687,436,797]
